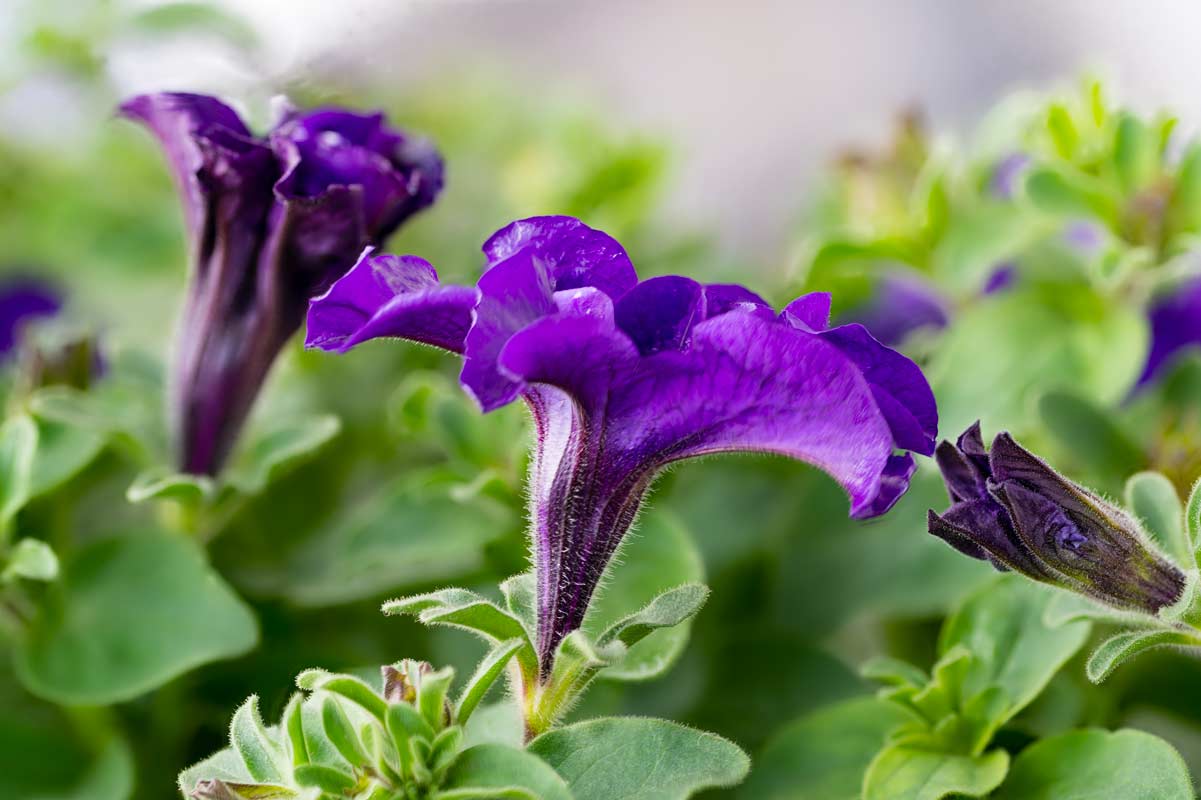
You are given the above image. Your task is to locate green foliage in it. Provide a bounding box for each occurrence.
[14,532,258,705]
[529,717,749,800]
[993,729,1193,799]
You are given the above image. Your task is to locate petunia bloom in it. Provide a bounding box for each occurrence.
[1136,276,1201,389]
[121,93,443,474]
[0,277,61,360]
[307,215,938,669]
[929,422,1185,615]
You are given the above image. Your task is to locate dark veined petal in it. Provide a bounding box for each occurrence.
[305,249,476,353]
[614,275,705,355]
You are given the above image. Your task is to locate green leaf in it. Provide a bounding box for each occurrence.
[596,583,709,651]
[455,639,523,726]
[741,696,911,800]
[14,531,258,704]
[126,467,215,505]
[1113,112,1158,193]
[418,666,455,731]
[939,577,1091,722]
[439,744,571,800]
[25,417,105,502]
[385,589,530,648]
[993,729,1192,799]
[582,509,705,680]
[1024,167,1118,222]
[1186,475,1201,563]
[293,764,356,793]
[231,696,287,784]
[529,717,749,800]
[0,414,37,526]
[2,538,59,582]
[321,696,368,768]
[1038,391,1145,481]
[1085,629,1201,683]
[295,671,388,723]
[863,745,1009,800]
[223,414,341,496]
[1124,471,1189,564]
[931,290,1146,437]
[280,471,514,606]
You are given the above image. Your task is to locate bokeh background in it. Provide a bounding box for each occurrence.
[7,2,1201,799]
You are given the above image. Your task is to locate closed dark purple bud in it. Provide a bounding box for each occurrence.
[929,423,1186,615]
[121,93,443,474]
[0,277,61,360]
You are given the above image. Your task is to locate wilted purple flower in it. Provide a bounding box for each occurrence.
[1137,276,1201,388]
[836,272,949,346]
[929,422,1185,615]
[308,215,938,668]
[0,278,61,360]
[121,92,443,474]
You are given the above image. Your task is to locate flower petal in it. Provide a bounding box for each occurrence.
[118,93,255,242]
[614,275,705,355]
[0,277,61,359]
[815,323,938,455]
[305,250,475,353]
[481,216,637,298]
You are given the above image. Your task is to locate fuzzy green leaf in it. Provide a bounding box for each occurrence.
[1086,629,1201,683]
[529,717,749,800]
[863,745,1009,800]
[993,729,1192,799]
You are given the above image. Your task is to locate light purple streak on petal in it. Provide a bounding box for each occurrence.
[461,249,557,411]
[614,275,705,355]
[990,152,1030,199]
[1137,276,1201,388]
[305,249,475,353]
[0,278,61,358]
[815,323,938,455]
[481,215,637,298]
[781,292,832,332]
[836,273,949,347]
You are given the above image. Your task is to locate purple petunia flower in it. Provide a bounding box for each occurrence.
[307,215,938,668]
[1136,276,1201,389]
[121,93,443,474]
[929,422,1185,615]
[0,277,61,360]
[836,272,949,347]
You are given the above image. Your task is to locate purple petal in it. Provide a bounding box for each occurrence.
[814,323,938,456]
[852,453,917,519]
[990,152,1030,199]
[305,250,475,353]
[271,109,443,241]
[781,292,832,331]
[703,283,772,317]
[461,248,558,411]
[982,263,1017,295]
[1137,276,1201,388]
[0,278,61,359]
[481,216,637,298]
[614,276,705,355]
[118,93,255,242]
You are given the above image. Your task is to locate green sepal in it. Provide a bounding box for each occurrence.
[231,696,287,784]
[320,696,368,769]
[1086,628,1201,683]
[455,639,524,726]
[295,671,387,723]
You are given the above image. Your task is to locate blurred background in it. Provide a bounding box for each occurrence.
[8,2,1201,799]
